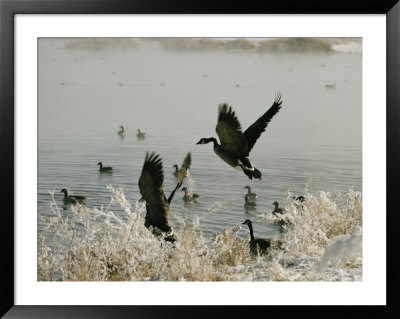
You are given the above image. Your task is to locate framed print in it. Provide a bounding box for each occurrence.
[1,0,399,318]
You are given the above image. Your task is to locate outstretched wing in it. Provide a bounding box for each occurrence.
[243,93,283,155]
[168,152,191,203]
[138,152,169,225]
[216,104,248,156]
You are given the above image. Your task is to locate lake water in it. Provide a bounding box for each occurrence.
[37,38,362,281]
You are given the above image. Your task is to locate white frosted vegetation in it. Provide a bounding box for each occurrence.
[38,186,362,281]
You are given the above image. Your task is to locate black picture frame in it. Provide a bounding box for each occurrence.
[1,0,399,318]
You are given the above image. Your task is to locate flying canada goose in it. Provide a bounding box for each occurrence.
[97,162,113,173]
[181,187,200,203]
[196,93,283,180]
[118,125,126,137]
[138,152,191,243]
[244,186,257,204]
[137,129,146,140]
[60,189,86,205]
[242,219,271,256]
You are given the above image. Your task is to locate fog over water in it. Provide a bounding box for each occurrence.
[37,38,362,281]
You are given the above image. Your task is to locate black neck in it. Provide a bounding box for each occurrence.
[206,137,219,147]
[247,187,251,195]
[247,222,255,241]
[98,163,102,168]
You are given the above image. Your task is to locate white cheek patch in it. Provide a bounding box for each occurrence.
[234,165,243,171]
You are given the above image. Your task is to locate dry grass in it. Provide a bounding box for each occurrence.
[38,185,362,281]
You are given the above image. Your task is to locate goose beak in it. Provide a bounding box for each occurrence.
[196,141,201,145]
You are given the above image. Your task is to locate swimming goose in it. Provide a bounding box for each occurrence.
[293,196,305,202]
[196,93,283,180]
[325,82,336,89]
[97,162,113,173]
[172,164,179,178]
[272,201,286,216]
[244,186,257,203]
[242,219,271,256]
[181,187,200,203]
[292,195,305,212]
[272,201,291,229]
[138,152,191,243]
[60,189,86,204]
[137,129,146,140]
[118,125,126,137]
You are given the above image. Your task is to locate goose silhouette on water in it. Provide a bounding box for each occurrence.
[181,187,200,203]
[172,164,179,178]
[292,195,305,211]
[196,93,283,180]
[272,201,292,229]
[118,125,126,137]
[272,201,286,216]
[325,82,336,89]
[60,189,86,205]
[137,129,146,140]
[293,195,305,203]
[244,186,257,204]
[97,162,113,173]
[138,152,191,243]
[242,219,271,256]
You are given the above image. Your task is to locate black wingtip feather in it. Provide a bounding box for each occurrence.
[218,103,234,117]
[274,92,283,107]
[242,93,283,155]
[141,151,164,186]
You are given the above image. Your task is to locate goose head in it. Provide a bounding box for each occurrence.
[242,219,252,226]
[196,138,207,145]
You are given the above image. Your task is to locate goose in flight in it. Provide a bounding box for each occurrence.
[138,152,191,243]
[196,93,283,180]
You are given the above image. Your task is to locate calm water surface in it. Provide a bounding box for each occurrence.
[38,39,362,239]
